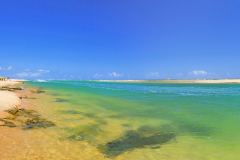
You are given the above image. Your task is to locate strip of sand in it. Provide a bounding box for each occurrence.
[96,79,240,84]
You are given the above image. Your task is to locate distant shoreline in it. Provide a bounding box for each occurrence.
[3,78,240,84]
[95,79,240,84]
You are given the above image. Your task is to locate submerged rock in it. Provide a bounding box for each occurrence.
[100,126,176,157]
[24,117,55,129]
[6,108,40,118]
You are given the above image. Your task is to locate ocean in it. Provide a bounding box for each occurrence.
[27,80,240,160]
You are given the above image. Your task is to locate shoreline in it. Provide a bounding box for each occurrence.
[95,79,240,84]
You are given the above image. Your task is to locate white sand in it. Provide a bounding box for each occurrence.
[0,91,20,111]
[0,80,22,111]
[0,80,22,87]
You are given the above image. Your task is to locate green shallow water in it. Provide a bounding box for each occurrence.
[28,81,240,159]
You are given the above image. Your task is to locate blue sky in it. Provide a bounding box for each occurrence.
[0,0,240,80]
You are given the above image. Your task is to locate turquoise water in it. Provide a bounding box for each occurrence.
[28,81,240,159]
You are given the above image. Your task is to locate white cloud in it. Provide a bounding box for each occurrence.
[16,72,32,78]
[109,72,123,78]
[149,72,160,77]
[7,66,12,70]
[93,73,103,79]
[146,72,161,79]
[0,66,13,71]
[191,70,208,76]
[16,69,50,78]
[16,72,40,78]
[37,69,50,73]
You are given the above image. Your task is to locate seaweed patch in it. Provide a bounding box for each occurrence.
[4,107,55,129]
[99,125,176,157]
[0,86,23,92]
